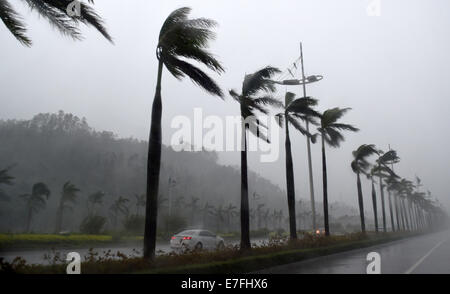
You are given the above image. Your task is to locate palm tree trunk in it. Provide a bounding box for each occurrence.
[284,118,297,240]
[394,194,401,231]
[378,172,386,232]
[144,60,163,260]
[305,121,316,232]
[356,172,366,233]
[387,189,395,232]
[321,136,330,236]
[371,179,378,232]
[240,117,251,250]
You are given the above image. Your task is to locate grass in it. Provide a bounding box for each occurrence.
[0,231,420,274]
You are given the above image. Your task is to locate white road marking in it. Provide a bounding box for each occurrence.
[404,239,446,274]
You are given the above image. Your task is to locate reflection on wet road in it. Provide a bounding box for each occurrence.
[256,230,450,274]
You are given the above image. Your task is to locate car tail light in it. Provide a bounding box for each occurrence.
[183,236,192,240]
[171,236,176,240]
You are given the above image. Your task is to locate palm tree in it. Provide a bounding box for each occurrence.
[375,150,399,231]
[134,193,146,216]
[186,196,200,224]
[0,167,14,201]
[55,181,80,233]
[229,66,281,249]
[109,196,130,230]
[318,108,359,236]
[200,202,213,228]
[0,0,112,47]
[256,203,265,230]
[224,203,238,232]
[274,92,320,239]
[144,7,224,259]
[351,144,379,233]
[87,190,105,216]
[21,182,51,232]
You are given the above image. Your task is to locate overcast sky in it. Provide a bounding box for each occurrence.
[1,0,450,211]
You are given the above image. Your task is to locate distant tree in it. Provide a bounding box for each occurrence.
[21,182,51,232]
[0,0,112,47]
[318,108,358,236]
[256,203,266,230]
[109,196,129,230]
[86,190,105,217]
[144,7,224,259]
[134,193,146,216]
[55,181,80,233]
[186,196,200,224]
[229,66,281,250]
[0,167,14,201]
[351,144,379,233]
[224,203,238,232]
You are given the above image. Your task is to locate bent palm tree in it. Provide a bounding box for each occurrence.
[275,92,319,240]
[351,144,379,233]
[319,107,358,236]
[0,167,14,201]
[87,190,105,216]
[1,0,112,47]
[229,66,281,249]
[21,183,51,232]
[144,7,224,259]
[54,181,80,233]
[375,150,399,231]
[109,196,130,230]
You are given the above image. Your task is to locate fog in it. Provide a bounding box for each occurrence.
[1,0,449,213]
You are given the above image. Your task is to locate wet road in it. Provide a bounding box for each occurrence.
[256,230,450,274]
[0,238,268,265]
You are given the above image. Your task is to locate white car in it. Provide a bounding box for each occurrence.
[170,229,225,251]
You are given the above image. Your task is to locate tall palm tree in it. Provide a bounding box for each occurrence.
[274,92,319,239]
[351,144,379,233]
[0,0,112,47]
[144,7,224,260]
[318,107,359,236]
[229,66,281,250]
[55,181,80,233]
[0,167,14,201]
[375,150,399,231]
[21,182,51,232]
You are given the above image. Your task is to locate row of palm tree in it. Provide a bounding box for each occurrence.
[351,145,444,233]
[2,3,446,260]
[143,7,448,259]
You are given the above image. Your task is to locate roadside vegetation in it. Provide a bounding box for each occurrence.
[0,231,421,274]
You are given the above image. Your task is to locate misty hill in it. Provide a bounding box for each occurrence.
[0,111,288,233]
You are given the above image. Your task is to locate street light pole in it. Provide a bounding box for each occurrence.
[300,42,317,233]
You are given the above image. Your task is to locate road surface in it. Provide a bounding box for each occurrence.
[0,238,267,265]
[256,230,450,274]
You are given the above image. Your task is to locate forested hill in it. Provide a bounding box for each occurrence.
[0,111,285,232]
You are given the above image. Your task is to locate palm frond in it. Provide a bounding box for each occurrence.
[163,53,223,97]
[33,0,113,42]
[0,0,32,46]
[242,66,281,97]
[23,0,81,39]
